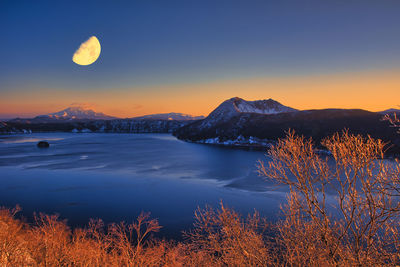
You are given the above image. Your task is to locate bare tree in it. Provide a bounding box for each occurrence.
[258,130,400,266]
[183,202,271,266]
[383,112,400,134]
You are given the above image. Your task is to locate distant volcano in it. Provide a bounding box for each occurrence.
[46,106,116,120]
[7,106,117,123]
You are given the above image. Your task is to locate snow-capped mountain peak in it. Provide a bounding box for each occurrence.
[231,97,296,114]
[206,97,297,123]
[45,107,116,120]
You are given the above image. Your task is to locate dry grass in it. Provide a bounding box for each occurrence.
[1,131,399,266]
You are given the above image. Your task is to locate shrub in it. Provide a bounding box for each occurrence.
[183,202,271,266]
[258,130,400,266]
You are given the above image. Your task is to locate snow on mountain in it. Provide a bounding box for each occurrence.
[203,97,297,126]
[131,112,204,121]
[44,107,116,120]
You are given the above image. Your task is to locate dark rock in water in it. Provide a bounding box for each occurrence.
[37,141,49,148]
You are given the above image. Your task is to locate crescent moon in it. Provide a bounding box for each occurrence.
[72,36,101,66]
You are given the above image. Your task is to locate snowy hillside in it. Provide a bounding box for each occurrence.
[201,97,297,127]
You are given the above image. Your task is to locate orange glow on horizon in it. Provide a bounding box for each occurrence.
[1,69,400,119]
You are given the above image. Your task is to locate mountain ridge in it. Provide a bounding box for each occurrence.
[7,107,204,123]
[2,97,400,154]
[3,99,398,123]
[173,98,400,153]
[198,97,297,128]
[130,112,204,121]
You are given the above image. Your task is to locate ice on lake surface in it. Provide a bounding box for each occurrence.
[0,133,285,238]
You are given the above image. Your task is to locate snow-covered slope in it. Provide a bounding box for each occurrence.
[131,112,204,121]
[203,97,297,126]
[44,107,116,120]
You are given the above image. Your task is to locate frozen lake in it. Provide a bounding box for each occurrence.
[0,133,285,238]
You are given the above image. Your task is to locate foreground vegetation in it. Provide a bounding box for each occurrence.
[1,131,399,266]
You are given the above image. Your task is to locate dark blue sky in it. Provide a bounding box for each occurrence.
[1,0,400,117]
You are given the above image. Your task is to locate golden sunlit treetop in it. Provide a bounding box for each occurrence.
[72,36,101,66]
